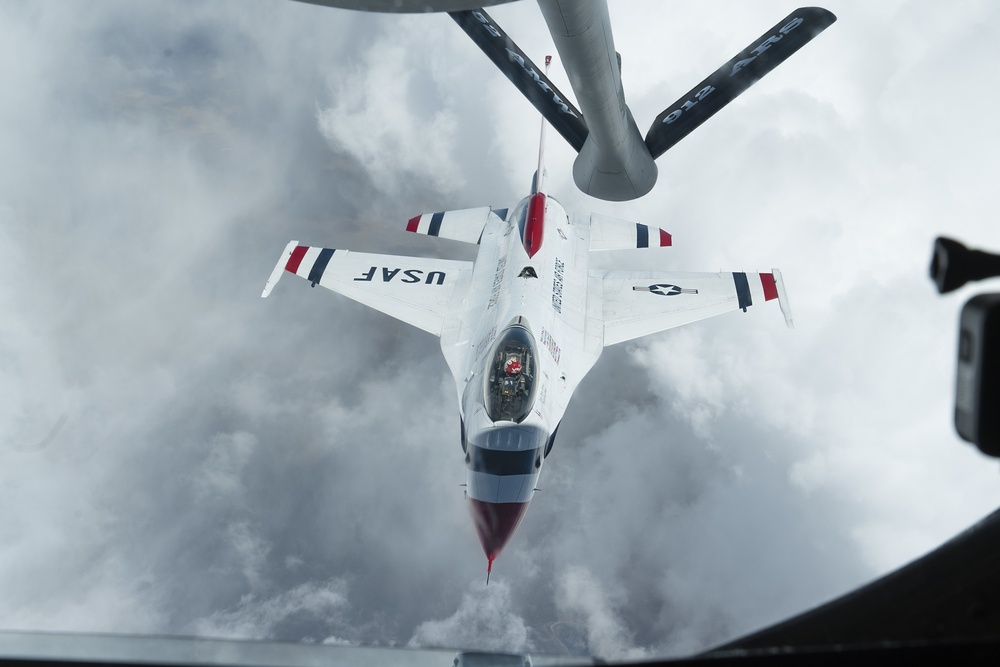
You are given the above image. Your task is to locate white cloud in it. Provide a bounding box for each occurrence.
[554,566,648,661]
[317,30,464,196]
[225,521,272,592]
[410,580,529,653]
[197,579,350,639]
[196,432,258,503]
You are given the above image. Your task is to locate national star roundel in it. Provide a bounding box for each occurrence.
[632,284,699,296]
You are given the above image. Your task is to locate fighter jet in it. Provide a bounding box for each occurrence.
[263,1,835,576]
[261,62,794,576]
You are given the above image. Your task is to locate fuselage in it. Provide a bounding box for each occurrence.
[438,190,602,569]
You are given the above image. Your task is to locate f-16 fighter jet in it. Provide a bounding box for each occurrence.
[262,59,794,576]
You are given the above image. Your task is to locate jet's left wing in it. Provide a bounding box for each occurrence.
[263,241,473,336]
[596,268,793,347]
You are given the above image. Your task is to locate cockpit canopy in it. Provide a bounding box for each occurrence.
[484,324,538,423]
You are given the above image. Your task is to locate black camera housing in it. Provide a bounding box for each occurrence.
[955,294,1000,456]
[932,237,1000,294]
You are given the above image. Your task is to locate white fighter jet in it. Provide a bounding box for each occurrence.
[262,73,793,577]
[264,2,834,577]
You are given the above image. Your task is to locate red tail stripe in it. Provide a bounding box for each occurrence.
[285,245,309,274]
[659,229,672,247]
[760,273,778,301]
[406,215,420,233]
[524,193,546,258]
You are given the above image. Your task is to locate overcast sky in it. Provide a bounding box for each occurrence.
[2,0,1000,660]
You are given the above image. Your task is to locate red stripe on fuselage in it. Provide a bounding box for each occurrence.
[523,193,546,258]
[760,273,778,301]
[659,229,672,247]
[285,245,309,274]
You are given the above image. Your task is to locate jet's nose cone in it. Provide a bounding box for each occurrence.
[468,498,530,561]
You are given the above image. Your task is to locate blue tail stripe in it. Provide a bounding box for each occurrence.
[428,212,444,237]
[309,248,335,286]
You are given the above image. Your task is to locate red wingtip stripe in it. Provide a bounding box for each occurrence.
[406,215,420,233]
[285,245,309,274]
[760,273,778,301]
[659,229,672,247]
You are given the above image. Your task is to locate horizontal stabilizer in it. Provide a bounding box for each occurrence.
[450,8,589,152]
[644,7,837,160]
[589,214,671,251]
[406,206,507,244]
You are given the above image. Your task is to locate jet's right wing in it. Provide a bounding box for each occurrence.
[262,241,473,337]
[595,268,793,347]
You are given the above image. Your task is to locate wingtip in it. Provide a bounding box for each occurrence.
[772,268,795,329]
[262,240,300,299]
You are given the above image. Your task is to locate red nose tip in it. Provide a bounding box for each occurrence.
[468,498,530,561]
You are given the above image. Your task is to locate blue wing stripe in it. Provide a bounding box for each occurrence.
[309,248,335,286]
[636,224,649,248]
[733,272,752,310]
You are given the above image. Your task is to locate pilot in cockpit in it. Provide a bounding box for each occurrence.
[502,356,524,396]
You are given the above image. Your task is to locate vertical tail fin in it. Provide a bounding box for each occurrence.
[531,55,552,195]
